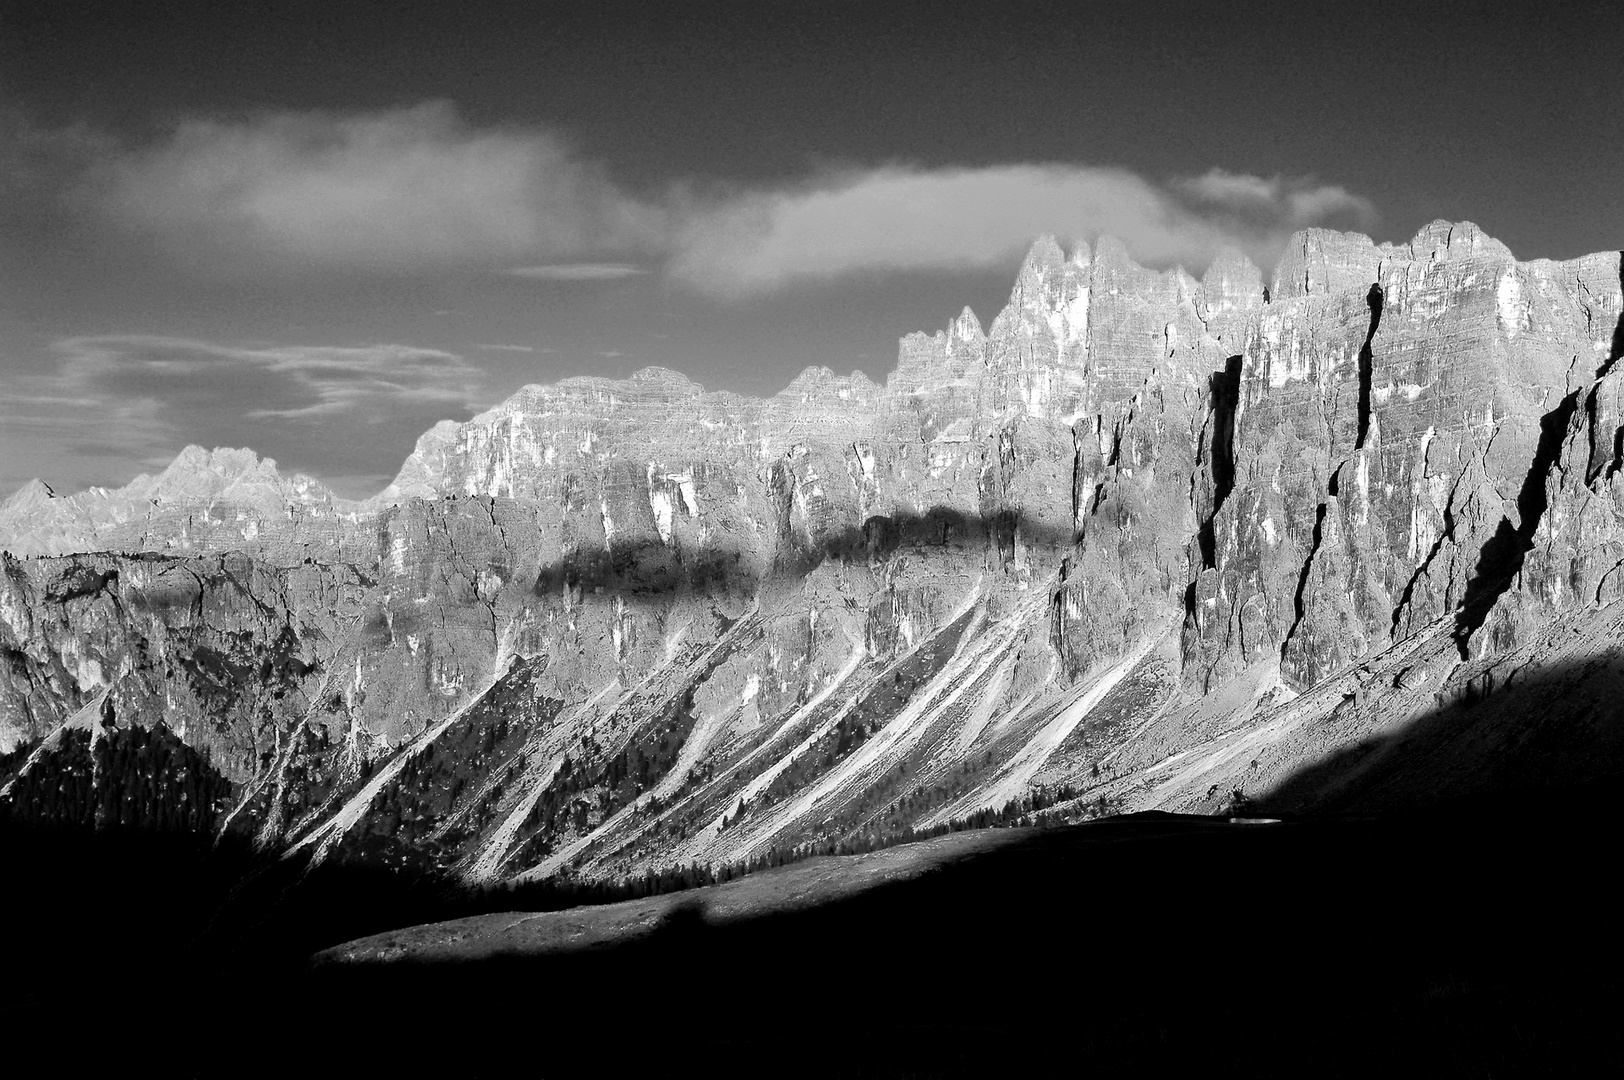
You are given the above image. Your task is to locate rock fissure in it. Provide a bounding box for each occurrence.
[1282,501,1330,665]
[1355,283,1384,451]
[1196,355,1243,569]
[1391,483,1459,638]
[1453,386,1582,657]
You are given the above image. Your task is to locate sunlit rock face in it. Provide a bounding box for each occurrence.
[1187,222,1622,691]
[3,222,1622,884]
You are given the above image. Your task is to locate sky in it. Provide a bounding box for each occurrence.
[2,0,1621,499]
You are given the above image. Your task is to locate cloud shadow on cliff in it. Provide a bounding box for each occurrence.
[1255,652,1624,817]
[529,504,1075,598]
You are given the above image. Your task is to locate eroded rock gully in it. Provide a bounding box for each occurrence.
[3,221,1622,881]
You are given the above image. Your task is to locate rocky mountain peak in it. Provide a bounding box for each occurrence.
[947,305,986,345]
[0,444,360,561]
[1,478,56,513]
[776,365,880,404]
[1404,218,1514,262]
[151,445,281,495]
[370,419,464,505]
[1003,236,1088,311]
[1271,226,1382,300]
[624,365,702,392]
[1200,248,1266,310]
[1014,234,1068,281]
[1089,235,1200,308]
[1197,248,1266,350]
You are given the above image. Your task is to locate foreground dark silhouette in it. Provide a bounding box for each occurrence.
[1258,655,1624,815]
[5,656,1624,1076]
[4,799,1618,1077]
[309,803,1621,1077]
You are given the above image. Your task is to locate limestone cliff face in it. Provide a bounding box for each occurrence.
[3,221,1621,883]
[1188,222,1622,691]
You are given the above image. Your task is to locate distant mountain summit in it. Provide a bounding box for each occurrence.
[1,478,56,513]
[0,445,367,561]
[3,222,1622,889]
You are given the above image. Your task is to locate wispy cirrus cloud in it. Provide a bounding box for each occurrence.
[52,335,481,419]
[505,263,649,281]
[4,335,484,496]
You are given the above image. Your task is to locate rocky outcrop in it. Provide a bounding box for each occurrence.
[3,221,1621,884]
[0,549,368,779]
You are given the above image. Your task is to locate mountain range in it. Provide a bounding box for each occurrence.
[3,219,1623,896]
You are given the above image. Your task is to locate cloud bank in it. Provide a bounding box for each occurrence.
[101,102,663,271]
[667,164,1376,296]
[85,102,1377,294]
